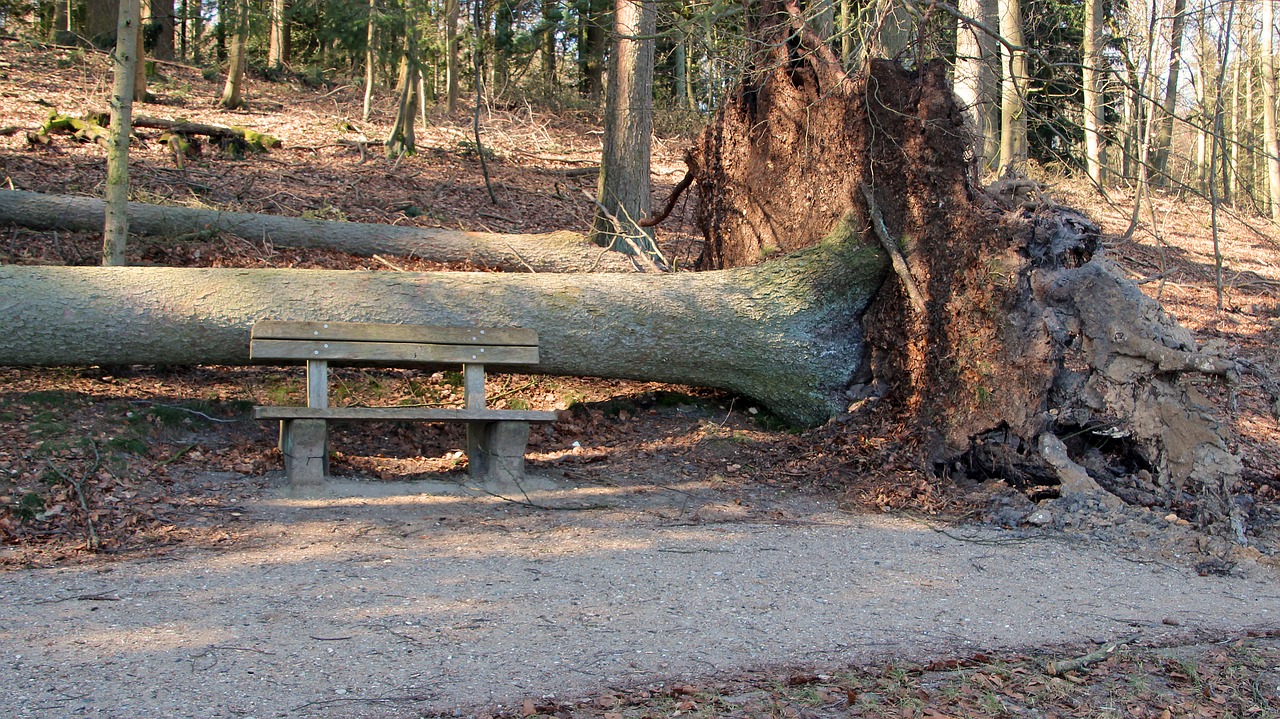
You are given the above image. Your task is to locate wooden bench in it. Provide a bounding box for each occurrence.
[250,321,558,488]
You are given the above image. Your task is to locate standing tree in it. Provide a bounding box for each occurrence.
[1082,0,1106,185]
[589,0,660,261]
[147,0,175,60]
[387,13,420,158]
[268,0,288,69]
[1150,0,1188,187]
[86,0,121,46]
[444,0,461,113]
[1262,0,1280,218]
[954,0,1000,170]
[998,0,1028,174]
[104,0,141,267]
[363,0,378,121]
[219,0,248,109]
[577,0,607,99]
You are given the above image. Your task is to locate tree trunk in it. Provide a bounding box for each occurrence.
[954,0,1000,171]
[0,190,643,273]
[0,236,888,427]
[541,0,560,85]
[589,0,657,259]
[1150,0,1187,187]
[874,0,913,59]
[1082,0,1106,185]
[363,0,377,121]
[494,0,516,92]
[148,0,175,61]
[134,7,148,102]
[268,0,287,69]
[1264,0,1280,219]
[998,0,1028,174]
[104,0,141,267]
[444,0,460,113]
[578,0,606,100]
[387,40,418,157]
[85,0,120,47]
[219,0,247,109]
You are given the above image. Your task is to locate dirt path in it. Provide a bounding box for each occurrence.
[2,474,1278,719]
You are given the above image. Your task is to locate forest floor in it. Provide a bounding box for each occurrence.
[1,38,1280,719]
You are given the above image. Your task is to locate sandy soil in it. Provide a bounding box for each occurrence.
[2,473,1277,719]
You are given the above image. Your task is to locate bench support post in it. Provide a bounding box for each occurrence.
[281,418,329,487]
[463,363,486,475]
[468,420,530,484]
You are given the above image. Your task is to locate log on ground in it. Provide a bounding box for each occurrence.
[0,219,888,427]
[0,189,639,273]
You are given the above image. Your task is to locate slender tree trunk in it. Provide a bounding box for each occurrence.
[268,0,287,69]
[590,0,658,260]
[1229,44,1242,205]
[363,0,377,121]
[579,0,606,100]
[51,0,69,39]
[494,0,515,92]
[148,0,175,60]
[219,0,247,109]
[1082,0,1107,185]
[840,0,852,66]
[1263,0,1280,218]
[133,7,148,101]
[189,0,202,64]
[86,0,121,46]
[541,0,560,85]
[445,0,460,113]
[1151,0,1188,187]
[104,0,141,267]
[954,0,1000,172]
[387,48,418,157]
[998,0,1028,174]
[673,39,687,105]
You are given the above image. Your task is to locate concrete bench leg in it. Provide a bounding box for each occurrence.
[280,418,328,487]
[467,421,530,484]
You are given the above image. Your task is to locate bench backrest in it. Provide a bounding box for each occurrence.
[250,321,539,365]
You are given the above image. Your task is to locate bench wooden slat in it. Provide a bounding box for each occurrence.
[250,339,539,365]
[252,321,538,347]
[253,406,558,422]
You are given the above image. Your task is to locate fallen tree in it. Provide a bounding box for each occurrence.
[0,189,637,273]
[0,225,885,427]
[0,1,1244,527]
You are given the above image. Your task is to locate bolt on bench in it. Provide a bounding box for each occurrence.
[250,321,558,489]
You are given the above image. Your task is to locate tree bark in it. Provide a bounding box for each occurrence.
[1264,0,1280,218]
[1082,0,1106,185]
[363,0,376,121]
[954,0,1000,171]
[104,0,141,267]
[148,0,175,61]
[0,234,889,427]
[268,0,288,69]
[443,0,461,113]
[1150,0,1187,187]
[219,0,247,109]
[541,0,560,85]
[578,0,607,100]
[590,0,658,258]
[387,39,418,157]
[0,189,640,273]
[85,0,121,47]
[998,0,1028,174]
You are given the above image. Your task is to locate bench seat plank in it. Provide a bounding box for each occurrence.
[251,339,538,365]
[252,321,537,347]
[254,406,558,422]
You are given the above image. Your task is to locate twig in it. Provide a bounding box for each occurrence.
[47,442,102,551]
[640,169,695,228]
[1046,635,1140,676]
[128,401,242,423]
[371,254,406,272]
[861,183,927,315]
